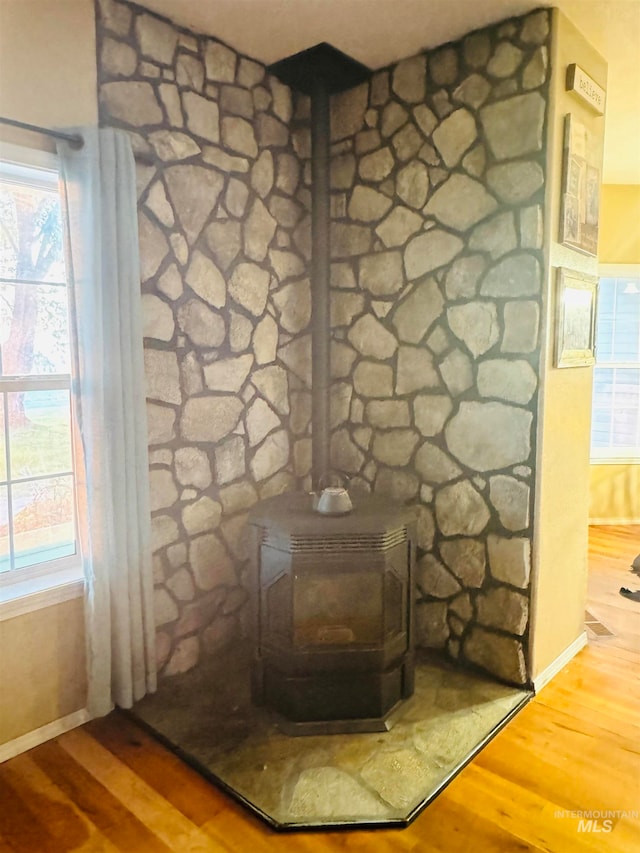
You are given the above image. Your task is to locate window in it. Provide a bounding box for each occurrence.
[0,148,79,588]
[591,265,640,462]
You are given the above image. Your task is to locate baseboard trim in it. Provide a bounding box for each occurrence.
[589,517,640,525]
[532,632,588,693]
[0,708,90,763]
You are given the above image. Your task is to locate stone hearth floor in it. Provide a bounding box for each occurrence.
[131,645,530,830]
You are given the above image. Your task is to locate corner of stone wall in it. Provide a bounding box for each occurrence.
[95,0,552,686]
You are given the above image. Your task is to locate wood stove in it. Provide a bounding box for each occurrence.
[249,492,416,734]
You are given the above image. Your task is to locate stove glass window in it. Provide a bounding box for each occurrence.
[293,570,383,646]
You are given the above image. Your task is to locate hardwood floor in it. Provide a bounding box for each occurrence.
[586,525,640,654]
[1,527,639,852]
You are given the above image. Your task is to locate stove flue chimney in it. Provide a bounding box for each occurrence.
[268,44,371,488]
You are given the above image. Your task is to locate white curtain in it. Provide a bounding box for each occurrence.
[57,127,157,717]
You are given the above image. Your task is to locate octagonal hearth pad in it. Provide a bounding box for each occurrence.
[131,644,530,830]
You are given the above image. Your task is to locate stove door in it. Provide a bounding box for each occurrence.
[293,568,384,647]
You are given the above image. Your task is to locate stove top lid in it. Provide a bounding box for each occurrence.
[248,491,416,537]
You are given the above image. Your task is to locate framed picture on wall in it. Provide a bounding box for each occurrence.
[555,268,598,368]
[559,114,600,256]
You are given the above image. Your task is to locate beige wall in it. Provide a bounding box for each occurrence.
[0,0,98,145]
[0,600,87,743]
[588,184,640,522]
[530,10,607,679]
[599,185,640,264]
[0,0,97,747]
[589,464,640,523]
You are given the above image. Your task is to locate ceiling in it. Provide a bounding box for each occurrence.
[135,0,640,184]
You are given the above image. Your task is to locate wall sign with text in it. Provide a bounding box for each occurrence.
[566,64,606,115]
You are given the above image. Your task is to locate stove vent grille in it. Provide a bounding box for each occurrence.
[262,526,407,553]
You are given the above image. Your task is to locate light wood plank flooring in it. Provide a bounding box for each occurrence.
[586,525,640,653]
[1,526,638,852]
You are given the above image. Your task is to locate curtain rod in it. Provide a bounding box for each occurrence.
[0,116,84,149]
[0,116,155,166]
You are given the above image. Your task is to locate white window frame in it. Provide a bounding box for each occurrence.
[590,263,640,465]
[0,142,83,618]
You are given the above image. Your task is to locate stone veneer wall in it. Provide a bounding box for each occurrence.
[311,8,551,684]
[95,0,313,675]
[97,0,551,686]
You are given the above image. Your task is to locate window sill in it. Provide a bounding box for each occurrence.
[0,565,85,622]
[590,458,640,466]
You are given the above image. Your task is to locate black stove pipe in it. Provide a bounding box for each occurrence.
[268,45,371,490]
[310,80,330,487]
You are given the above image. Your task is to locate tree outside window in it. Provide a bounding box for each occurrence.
[0,157,77,574]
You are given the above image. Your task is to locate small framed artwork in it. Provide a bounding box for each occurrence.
[555,268,598,368]
[559,114,600,256]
